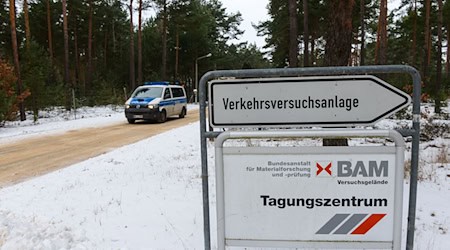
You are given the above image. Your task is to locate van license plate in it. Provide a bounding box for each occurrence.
[133,115,143,119]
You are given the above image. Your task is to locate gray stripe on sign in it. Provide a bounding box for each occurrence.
[316,214,350,234]
[334,214,368,234]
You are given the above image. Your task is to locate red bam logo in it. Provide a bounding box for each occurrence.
[316,213,386,235]
[316,162,332,177]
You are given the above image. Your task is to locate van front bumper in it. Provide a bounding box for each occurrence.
[125,108,160,120]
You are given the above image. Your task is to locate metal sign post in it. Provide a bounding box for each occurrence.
[198,65,421,250]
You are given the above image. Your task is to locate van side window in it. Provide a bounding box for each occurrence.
[164,88,172,99]
[171,88,184,98]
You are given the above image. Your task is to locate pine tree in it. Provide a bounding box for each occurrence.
[9,0,26,120]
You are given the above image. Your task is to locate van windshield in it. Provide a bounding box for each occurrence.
[132,87,163,98]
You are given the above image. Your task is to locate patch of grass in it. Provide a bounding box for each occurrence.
[404,159,411,179]
[404,158,438,182]
[421,121,450,141]
[418,162,437,182]
[435,146,449,164]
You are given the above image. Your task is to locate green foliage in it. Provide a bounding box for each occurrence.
[205,0,243,46]
[142,0,263,82]
[0,0,12,58]
[21,41,52,121]
[256,0,363,67]
[3,0,269,114]
[84,79,125,106]
[42,82,67,107]
[443,0,450,25]
[214,43,271,70]
[141,18,163,80]
[165,0,244,78]
[444,76,450,98]
[4,0,450,124]
[255,0,290,67]
[27,1,61,60]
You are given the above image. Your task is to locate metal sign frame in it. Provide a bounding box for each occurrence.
[215,129,404,250]
[198,65,421,250]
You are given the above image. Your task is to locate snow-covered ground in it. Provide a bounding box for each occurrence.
[0,106,125,144]
[0,103,449,249]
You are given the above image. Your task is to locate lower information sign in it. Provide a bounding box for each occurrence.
[219,146,403,249]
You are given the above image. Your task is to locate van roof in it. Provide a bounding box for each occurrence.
[144,81,169,86]
[141,82,183,88]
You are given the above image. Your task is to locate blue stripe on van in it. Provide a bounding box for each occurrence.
[159,98,187,107]
[131,97,186,107]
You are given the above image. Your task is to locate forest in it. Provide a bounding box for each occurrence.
[0,0,449,124]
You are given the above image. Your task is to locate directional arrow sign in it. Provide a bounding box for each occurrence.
[208,75,411,127]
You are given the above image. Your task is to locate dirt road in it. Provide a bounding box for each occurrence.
[0,110,199,187]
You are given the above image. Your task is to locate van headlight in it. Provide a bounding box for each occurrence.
[148,104,158,109]
[125,104,130,109]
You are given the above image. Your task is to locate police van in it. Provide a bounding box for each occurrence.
[125,82,187,124]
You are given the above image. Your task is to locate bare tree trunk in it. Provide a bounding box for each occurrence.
[71,2,80,89]
[310,33,315,66]
[87,0,93,91]
[411,0,417,67]
[423,0,431,79]
[436,0,443,114]
[288,0,298,67]
[46,0,54,60]
[303,0,309,67]
[375,0,387,64]
[23,0,31,50]
[62,0,70,88]
[323,0,355,146]
[129,0,136,89]
[175,29,179,78]
[74,21,80,90]
[137,0,143,85]
[104,29,108,68]
[447,24,450,77]
[9,0,25,121]
[359,0,365,65]
[161,0,168,79]
[324,0,354,66]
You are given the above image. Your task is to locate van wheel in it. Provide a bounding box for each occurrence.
[127,119,135,124]
[179,107,186,118]
[158,110,167,123]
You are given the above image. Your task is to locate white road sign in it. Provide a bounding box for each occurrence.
[208,75,411,127]
[220,146,403,249]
